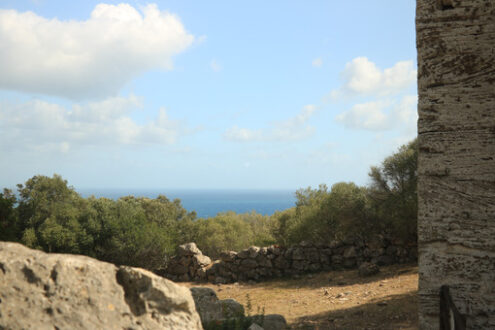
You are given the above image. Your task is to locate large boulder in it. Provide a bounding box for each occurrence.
[190,287,244,323]
[0,242,202,330]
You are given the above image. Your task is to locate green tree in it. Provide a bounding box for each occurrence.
[0,189,19,242]
[16,174,92,254]
[368,139,418,242]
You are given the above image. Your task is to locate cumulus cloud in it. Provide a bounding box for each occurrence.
[312,57,323,68]
[0,95,184,152]
[335,95,417,132]
[224,105,317,142]
[330,57,416,98]
[0,4,195,99]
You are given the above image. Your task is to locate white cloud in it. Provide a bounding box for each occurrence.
[0,4,195,99]
[224,105,317,142]
[336,100,391,131]
[331,57,416,98]
[312,57,323,68]
[210,59,222,72]
[335,95,417,132]
[0,95,184,152]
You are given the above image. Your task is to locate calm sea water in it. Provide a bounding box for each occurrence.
[77,189,296,218]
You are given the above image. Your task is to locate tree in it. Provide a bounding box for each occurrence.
[0,188,19,242]
[368,139,418,242]
[16,174,92,253]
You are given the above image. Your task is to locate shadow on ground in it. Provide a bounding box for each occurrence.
[289,291,418,330]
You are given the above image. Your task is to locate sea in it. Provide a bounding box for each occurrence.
[77,189,297,218]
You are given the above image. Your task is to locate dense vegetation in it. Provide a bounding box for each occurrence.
[0,139,417,271]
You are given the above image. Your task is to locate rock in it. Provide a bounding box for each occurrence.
[179,255,192,266]
[299,241,313,247]
[238,249,250,259]
[329,240,343,248]
[167,262,189,275]
[192,253,211,267]
[177,242,202,256]
[268,245,281,255]
[179,273,191,281]
[220,250,237,262]
[248,323,264,330]
[358,262,380,277]
[331,255,343,264]
[273,256,289,269]
[248,246,261,258]
[241,258,258,269]
[260,314,288,330]
[190,287,244,323]
[256,255,273,268]
[343,246,357,258]
[0,242,202,330]
[343,258,356,269]
[292,260,308,271]
[304,247,320,262]
[292,247,305,260]
[308,263,321,272]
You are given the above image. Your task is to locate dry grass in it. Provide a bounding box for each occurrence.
[181,263,418,330]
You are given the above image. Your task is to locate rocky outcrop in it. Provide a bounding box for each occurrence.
[417,0,495,328]
[0,242,202,330]
[161,238,415,284]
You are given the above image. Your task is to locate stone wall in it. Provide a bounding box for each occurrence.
[416,0,495,328]
[160,239,416,284]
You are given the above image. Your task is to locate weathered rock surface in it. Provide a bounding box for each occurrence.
[177,242,201,256]
[190,287,244,323]
[417,0,495,328]
[0,242,202,330]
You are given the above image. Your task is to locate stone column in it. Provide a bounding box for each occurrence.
[416,0,495,328]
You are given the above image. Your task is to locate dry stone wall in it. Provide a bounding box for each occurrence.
[160,239,416,284]
[417,0,495,328]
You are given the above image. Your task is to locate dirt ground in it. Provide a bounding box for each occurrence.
[181,263,418,330]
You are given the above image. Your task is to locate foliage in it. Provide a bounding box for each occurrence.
[271,182,374,245]
[0,140,417,271]
[3,174,197,270]
[194,211,275,258]
[0,189,19,242]
[269,139,418,245]
[368,139,418,242]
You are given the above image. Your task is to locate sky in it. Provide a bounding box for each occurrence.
[0,0,417,190]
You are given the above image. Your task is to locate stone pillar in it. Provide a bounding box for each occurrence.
[416,0,495,328]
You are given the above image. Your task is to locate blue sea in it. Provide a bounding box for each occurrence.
[77,189,297,218]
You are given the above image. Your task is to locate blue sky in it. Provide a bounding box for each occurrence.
[0,1,417,190]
